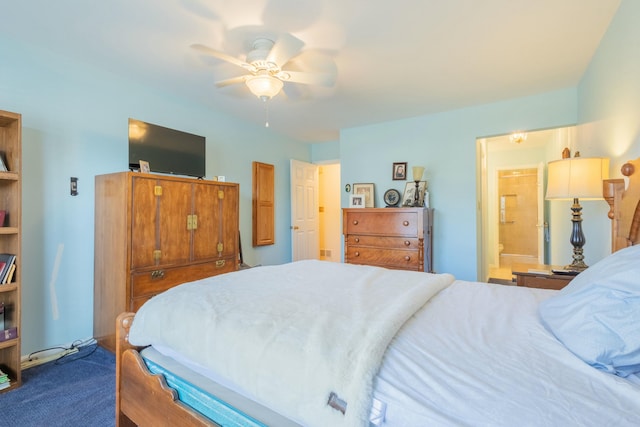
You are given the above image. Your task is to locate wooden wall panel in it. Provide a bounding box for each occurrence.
[252,162,275,246]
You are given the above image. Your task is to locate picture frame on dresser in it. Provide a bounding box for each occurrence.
[139,160,150,173]
[402,181,427,207]
[349,194,365,208]
[353,183,375,207]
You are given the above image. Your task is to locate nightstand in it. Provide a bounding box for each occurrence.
[512,263,576,290]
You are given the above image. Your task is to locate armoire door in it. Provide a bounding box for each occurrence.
[218,184,239,259]
[192,183,239,262]
[130,177,191,269]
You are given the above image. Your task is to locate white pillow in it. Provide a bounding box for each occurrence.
[538,244,640,377]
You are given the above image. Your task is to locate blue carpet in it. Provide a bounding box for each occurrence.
[0,345,115,427]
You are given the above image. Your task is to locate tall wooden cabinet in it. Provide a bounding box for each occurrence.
[94,172,239,352]
[343,208,433,272]
[0,110,22,392]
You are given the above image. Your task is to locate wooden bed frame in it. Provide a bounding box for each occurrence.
[115,158,640,427]
[603,158,640,250]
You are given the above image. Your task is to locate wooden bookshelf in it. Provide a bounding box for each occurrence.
[0,110,21,392]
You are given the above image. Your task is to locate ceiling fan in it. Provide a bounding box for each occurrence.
[191,33,336,101]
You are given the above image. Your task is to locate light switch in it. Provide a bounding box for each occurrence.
[70,177,78,196]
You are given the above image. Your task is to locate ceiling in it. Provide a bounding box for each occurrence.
[1,0,620,142]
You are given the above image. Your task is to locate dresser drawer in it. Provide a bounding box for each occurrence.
[131,258,236,299]
[345,211,419,236]
[346,235,421,249]
[345,247,421,270]
[515,273,572,290]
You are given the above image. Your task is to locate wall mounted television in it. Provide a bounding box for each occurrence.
[128,118,206,178]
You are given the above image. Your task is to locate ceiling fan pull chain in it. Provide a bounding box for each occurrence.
[261,96,270,128]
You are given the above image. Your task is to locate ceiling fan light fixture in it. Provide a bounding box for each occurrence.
[245,74,284,100]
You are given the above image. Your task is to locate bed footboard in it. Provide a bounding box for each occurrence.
[116,312,217,427]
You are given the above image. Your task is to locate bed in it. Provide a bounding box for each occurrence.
[115,158,640,427]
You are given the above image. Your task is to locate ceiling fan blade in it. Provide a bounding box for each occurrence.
[191,44,255,72]
[282,83,310,101]
[215,75,249,87]
[266,34,304,67]
[280,70,335,87]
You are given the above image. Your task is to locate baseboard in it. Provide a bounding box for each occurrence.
[21,348,79,370]
[21,337,96,370]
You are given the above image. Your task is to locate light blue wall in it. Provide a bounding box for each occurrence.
[574,0,640,261]
[311,140,340,163]
[340,89,577,280]
[578,0,640,163]
[1,36,310,354]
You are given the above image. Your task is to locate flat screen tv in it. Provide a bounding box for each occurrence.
[128,118,206,178]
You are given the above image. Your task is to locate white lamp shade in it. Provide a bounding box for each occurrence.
[546,157,609,200]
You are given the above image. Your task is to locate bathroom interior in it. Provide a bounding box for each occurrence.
[480,126,574,283]
[493,167,542,281]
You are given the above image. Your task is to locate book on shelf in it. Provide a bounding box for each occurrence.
[0,254,16,284]
[0,326,17,342]
[0,368,10,390]
[3,263,16,284]
[0,210,6,227]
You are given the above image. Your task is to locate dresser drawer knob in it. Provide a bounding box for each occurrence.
[403,221,409,226]
[354,237,360,243]
[404,255,411,261]
[354,251,360,257]
[404,240,410,246]
[150,270,165,279]
[352,220,359,225]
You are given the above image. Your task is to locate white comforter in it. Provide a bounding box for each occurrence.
[374,280,640,426]
[129,260,454,427]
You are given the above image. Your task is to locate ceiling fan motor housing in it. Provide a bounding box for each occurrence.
[247,38,278,72]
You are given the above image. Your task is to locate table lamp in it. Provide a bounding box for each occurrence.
[412,166,425,207]
[546,155,609,271]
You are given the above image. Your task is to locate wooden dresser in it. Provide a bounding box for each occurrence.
[343,208,433,272]
[93,172,239,352]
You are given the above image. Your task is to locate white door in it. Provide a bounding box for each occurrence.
[290,159,319,261]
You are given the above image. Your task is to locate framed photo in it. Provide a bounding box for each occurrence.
[139,160,150,174]
[352,183,375,208]
[402,181,428,207]
[349,194,366,208]
[392,162,407,180]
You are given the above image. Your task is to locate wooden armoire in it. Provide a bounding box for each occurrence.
[93,172,239,352]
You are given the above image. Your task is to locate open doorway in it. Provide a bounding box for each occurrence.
[477,126,575,283]
[289,159,341,262]
[318,163,341,262]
